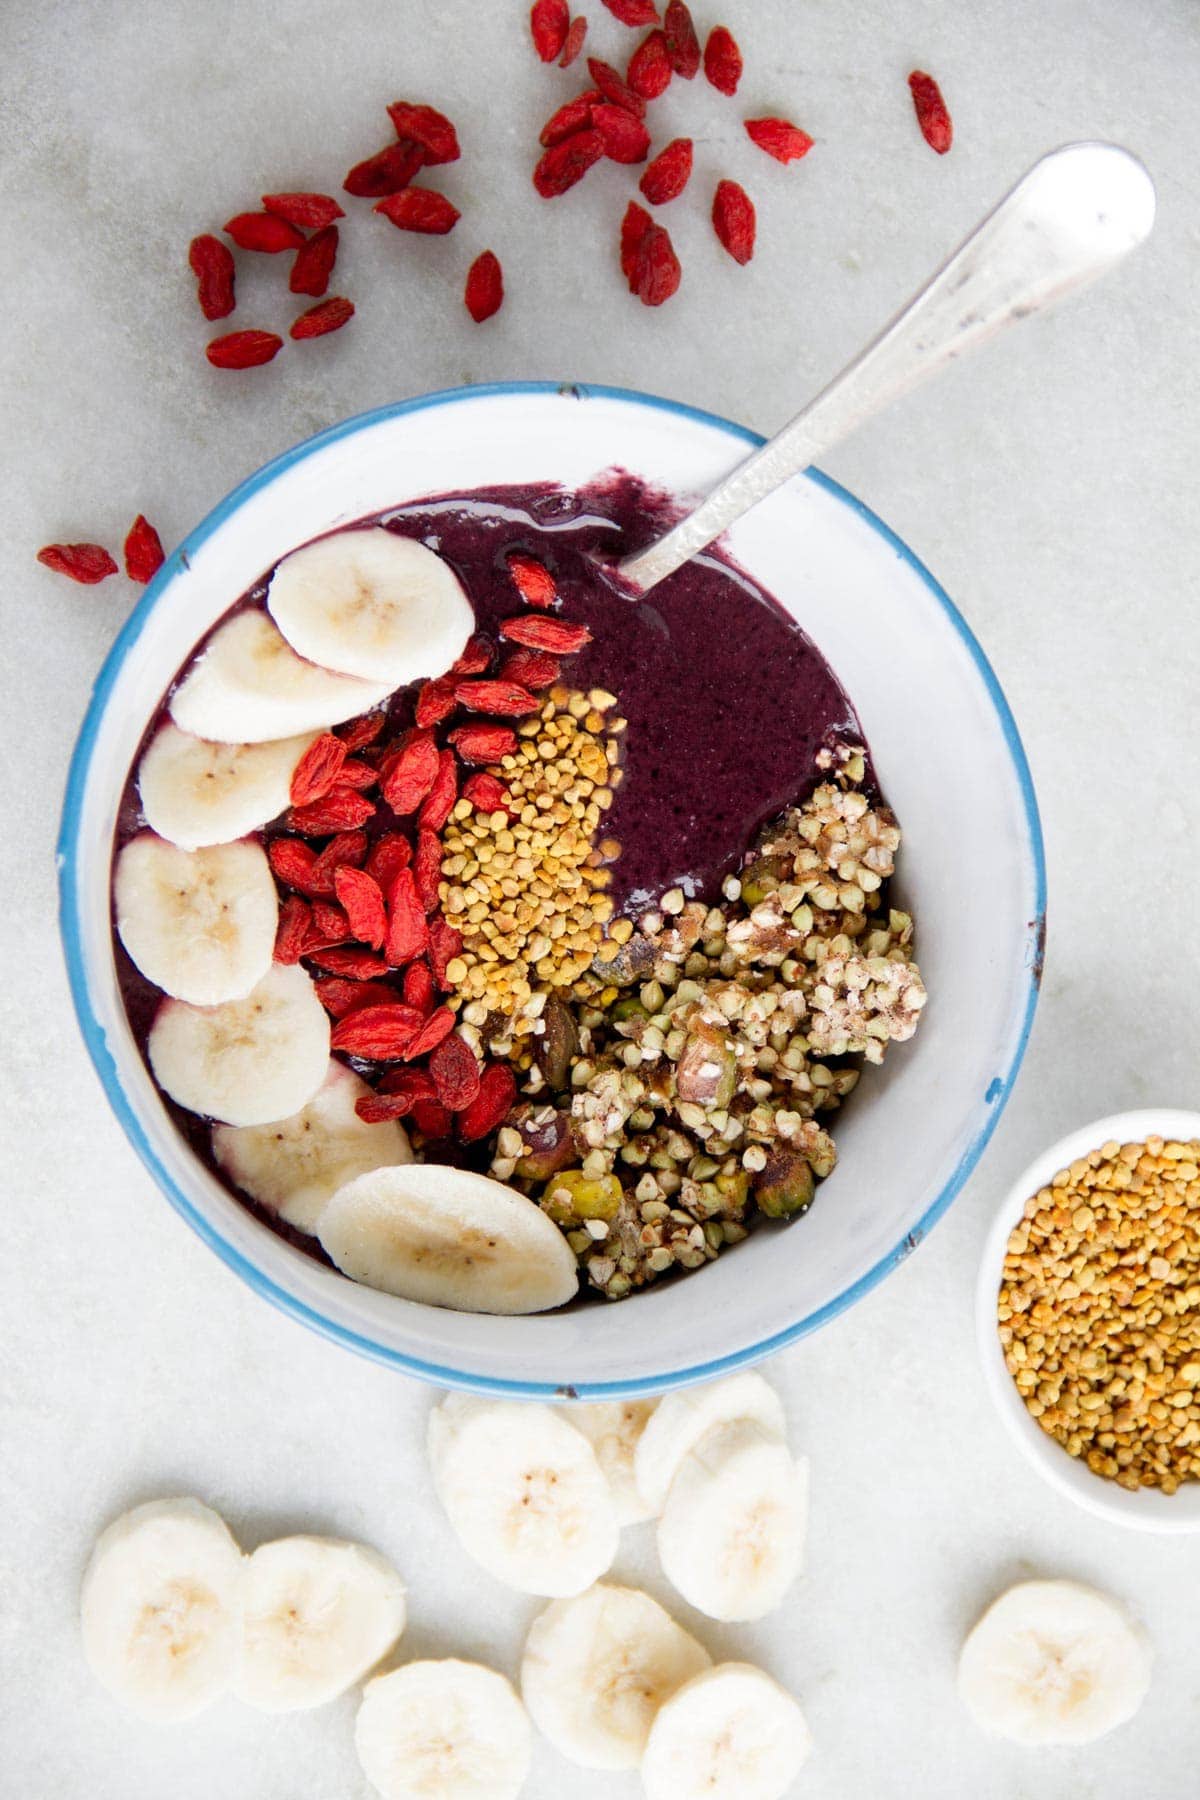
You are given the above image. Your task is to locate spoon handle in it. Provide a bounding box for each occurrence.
[618,142,1155,595]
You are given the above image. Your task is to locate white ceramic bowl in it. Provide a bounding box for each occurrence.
[59,383,1044,1398]
[977,1108,1200,1532]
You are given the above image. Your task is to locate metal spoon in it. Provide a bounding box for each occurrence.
[618,142,1155,596]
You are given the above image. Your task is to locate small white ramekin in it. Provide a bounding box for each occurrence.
[977,1108,1200,1532]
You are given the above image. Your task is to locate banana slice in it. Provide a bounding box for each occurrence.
[236,1535,406,1713]
[634,1371,787,1515]
[559,1400,659,1525]
[317,1164,579,1315]
[426,1396,618,1596]
[957,1579,1152,1746]
[641,1662,812,1800]
[114,833,277,1006]
[80,1497,244,1722]
[267,527,473,685]
[170,610,392,745]
[138,721,318,850]
[148,963,330,1127]
[213,1062,413,1236]
[355,1659,532,1800]
[521,1583,710,1769]
[656,1420,807,1622]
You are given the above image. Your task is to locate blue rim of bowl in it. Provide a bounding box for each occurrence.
[57,380,1046,1400]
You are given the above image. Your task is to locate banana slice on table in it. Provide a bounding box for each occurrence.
[641,1662,812,1800]
[213,1062,413,1236]
[148,963,330,1127]
[559,1400,659,1526]
[138,721,318,850]
[957,1578,1152,1746]
[114,833,277,1006]
[80,1497,244,1723]
[521,1583,710,1770]
[316,1164,578,1314]
[656,1419,808,1622]
[170,610,392,744]
[355,1659,532,1800]
[267,527,473,685]
[634,1371,787,1515]
[426,1396,618,1596]
[236,1535,406,1714]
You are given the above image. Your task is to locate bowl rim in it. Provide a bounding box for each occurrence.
[976,1107,1200,1532]
[57,379,1046,1398]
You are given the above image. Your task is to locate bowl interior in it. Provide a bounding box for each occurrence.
[60,384,1043,1396]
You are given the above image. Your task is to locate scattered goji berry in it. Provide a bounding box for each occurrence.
[453,679,540,716]
[663,0,700,76]
[448,723,519,763]
[587,56,646,117]
[593,103,651,164]
[273,895,312,964]
[712,178,755,263]
[639,136,693,204]
[630,216,682,304]
[308,898,351,946]
[418,750,458,832]
[415,675,458,727]
[223,211,305,253]
[908,70,953,154]
[312,830,370,891]
[386,102,461,165]
[331,1003,424,1059]
[337,757,379,790]
[268,836,323,893]
[337,712,388,752]
[451,632,493,676]
[402,960,437,1014]
[308,945,390,979]
[506,551,558,608]
[405,1005,457,1060]
[462,773,512,815]
[354,1093,414,1123]
[602,0,658,22]
[627,29,672,98]
[457,1062,518,1143]
[530,0,570,63]
[559,14,588,65]
[123,516,164,584]
[382,1065,440,1100]
[343,141,426,198]
[540,91,600,147]
[315,976,399,1019]
[533,130,606,198]
[410,1097,454,1138]
[703,24,742,94]
[262,191,345,229]
[745,117,814,164]
[334,865,388,950]
[430,1032,482,1110]
[499,647,560,689]
[206,330,284,369]
[385,867,429,966]
[291,296,355,339]
[288,788,375,834]
[288,225,339,297]
[464,251,504,323]
[382,730,440,814]
[620,200,652,284]
[356,1068,437,1120]
[188,234,236,321]
[366,832,413,890]
[290,733,347,806]
[427,918,463,987]
[413,829,442,913]
[375,188,461,234]
[499,614,592,653]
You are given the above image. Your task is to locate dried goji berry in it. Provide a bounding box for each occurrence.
[291,296,355,339]
[458,1062,518,1142]
[344,141,425,198]
[499,615,592,653]
[465,251,504,323]
[273,895,312,964]
[745,117,814,164]
[375,188,461,234]
[288,225,339,297]
[386,102,461,165]
[703,24,742,94]
[188,234,235,320]
[312,830,370,890]
[559,14,588,65]
[290,733,347,806]
[462,773,512,815]
[587,56,646,117]
[385,868,429,966]
[379,1064,439,1098]
[908,70,953,154]
[415,675,458,727]
[402,961,437,1015]
[428,918,463,987]
[533,130,606,198]
[453,679,540,716]
[334,865,388,950]
[309,945,390,979]
[506,551,558,608]
[628,216,682,305]
[663,0,700,76]
[262,191,344,229]
[712,178,755,263]
[540,91,600,147]
[602,0,658,21]
[206,330,283,369]
[418,750,458,832]
[308,898,352,946]
[354,1092,414,1123]
[499,648,560,689]
[381,729,440,814]
[451,632,494,676]
[316,976,400,1018]
[620,201,652,284]
[448,723,519,764]
[123,516,165,584]
[593,103,651,164]
[530,0,569,62]
[337,758,378,790]
[430,1032,481,1109]
[366,832,413,889]
[639,136,693,204]
[410,1098,453,1138]
[268,836,322,893]
[414,829,442,913]
[405,1004,457,1059]
[337,712,388,752]
[224,211,305,253]
[627,29,672,98]
[288,788,375,834]
[331,1003,424,1059]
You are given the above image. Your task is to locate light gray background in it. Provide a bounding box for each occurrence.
[3,1,1198,1794]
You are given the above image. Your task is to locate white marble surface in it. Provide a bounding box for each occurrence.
[3,0,1200,1793]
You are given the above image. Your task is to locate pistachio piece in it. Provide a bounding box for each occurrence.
[753,1149,816,1219]
[675,1032,737,1111]
[510,1105,576,1182]
[542,1169,624,1225]
[534,995,580,1093]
